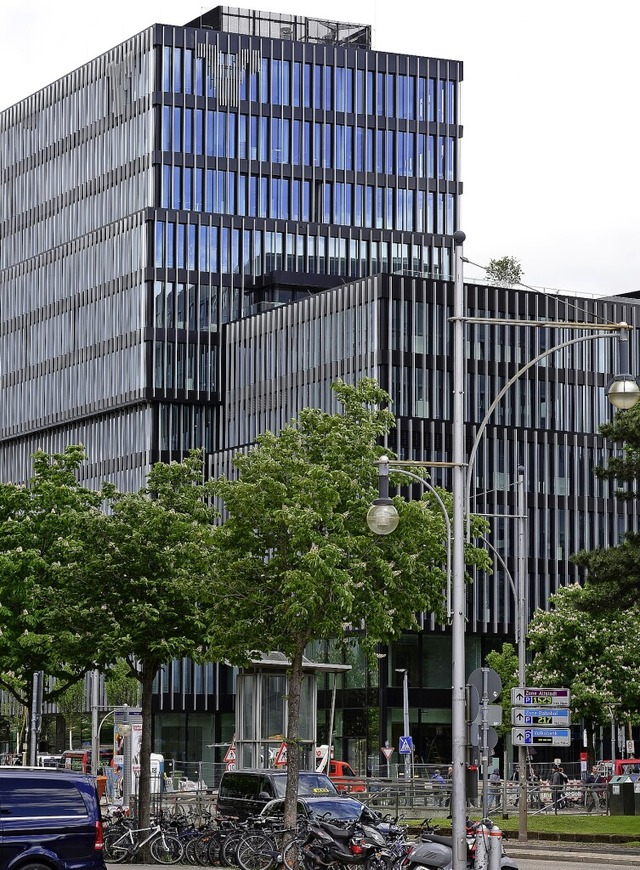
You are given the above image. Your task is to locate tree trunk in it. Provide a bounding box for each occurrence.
[283,646,304,833]
[138,663,156,846]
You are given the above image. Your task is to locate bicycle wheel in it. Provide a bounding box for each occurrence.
[185,835,202,865]
[236,833,276,870]
[281,838,306,870]
[220,832,243,867]
[150,833,184,865]
[103,832,132,864]
[194,831,221,866]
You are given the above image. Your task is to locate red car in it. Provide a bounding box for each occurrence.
[328,760,366,793]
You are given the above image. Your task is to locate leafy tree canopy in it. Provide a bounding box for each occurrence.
[208,378,491,665]
[527,583,640,725]
[486,643,519,739]
[485,256,523,286]
[206,378,490,828]
[0,446,103,707]
[572,404,640,611]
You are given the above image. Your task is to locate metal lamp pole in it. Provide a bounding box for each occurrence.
[396,669,411,780]
[450,229,468,870]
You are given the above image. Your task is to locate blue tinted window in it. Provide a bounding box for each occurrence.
[366,71,374,114]
[293,120,301,165]
[172,167,181,209]
[2,780,87,817]
[366,129,373,172]
[184,167,192,209]
[314,66,322,109]
[356,69,365,114]
[195,110,203,154]
[173,48,182,93]
[162,47,172,92]
[303,63,311,107]
[386,74,394,117]
[184,109,193,153]
[238,115,247,159]
[355,128,364,171]
[323,124,332,168]
[162,106,171,151]
[260,58,269,103]
[302,181,310,221]
[161,165,170,208]
[335,68,345,112]
[376,72,384,115]
[292,62,301,107]
[303,121,311,166]
[344,68,353,113]
[195,57,204,96]
[376,130,384,173]
[173,108,182,152]
[184,49,193,94]
[155,222,164,267]
[386,131,394,175]
[324,66,332,110]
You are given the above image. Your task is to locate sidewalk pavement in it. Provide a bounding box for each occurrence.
[505,839,640,865]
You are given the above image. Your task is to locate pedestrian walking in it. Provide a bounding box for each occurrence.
[488,768,501,809]
[585,765,604,811]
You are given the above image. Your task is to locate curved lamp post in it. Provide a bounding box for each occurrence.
[367,240,639,865]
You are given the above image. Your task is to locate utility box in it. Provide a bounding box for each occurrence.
[609,775,635,815]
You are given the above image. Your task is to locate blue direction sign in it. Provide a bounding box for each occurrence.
[511,707,571,727]
[512,728,571,746]
[511,687,571,707]
[398,736,413,754]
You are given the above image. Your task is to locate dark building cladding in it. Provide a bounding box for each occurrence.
[0,6,637,770]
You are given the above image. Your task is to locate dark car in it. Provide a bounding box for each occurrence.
[216,769,338,820]
[260,795,365,821]
[0,766,106,870]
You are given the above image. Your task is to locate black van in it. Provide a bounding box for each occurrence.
[0,767,106,870]
[216,769,338,819]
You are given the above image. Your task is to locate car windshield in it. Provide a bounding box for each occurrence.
[306,799,363,820]
[272,773,337,798]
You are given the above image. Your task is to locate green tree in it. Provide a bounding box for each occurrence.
[61,450,218,832]
[105,660,140,708]
[486,256,523,286]
[0,446,103,737]
[572,405,640,611]
[486,643,519,740]
[527,583,640,761]
[208,379,491,829]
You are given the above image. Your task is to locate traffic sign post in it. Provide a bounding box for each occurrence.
[511,708,571,727]
[512,728,571,746]
[398,736,413,755]
[511,687,571,707]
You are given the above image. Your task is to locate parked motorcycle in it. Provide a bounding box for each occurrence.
[299,815,393,870]
[404,818,518,870]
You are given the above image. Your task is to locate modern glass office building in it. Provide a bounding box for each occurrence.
[0,5,461,489]
[1,6,637,768]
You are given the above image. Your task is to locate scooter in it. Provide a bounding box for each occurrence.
[300,815,392,870]
[402,819,518,870]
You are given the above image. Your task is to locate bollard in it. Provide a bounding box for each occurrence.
[486,822,503,870]
[473,823,489,870]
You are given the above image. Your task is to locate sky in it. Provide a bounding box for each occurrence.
[2,0,639,297]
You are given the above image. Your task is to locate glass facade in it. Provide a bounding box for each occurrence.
[3,5,638,766]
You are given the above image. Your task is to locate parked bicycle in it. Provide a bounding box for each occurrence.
[103,821,183,864]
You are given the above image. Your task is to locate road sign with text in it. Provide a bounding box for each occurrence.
[511,687,571,707]
[511,728,571,746]
[511,708,571,726]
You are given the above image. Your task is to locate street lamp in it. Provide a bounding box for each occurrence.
[367,233,639,869]
[395,668,411,781]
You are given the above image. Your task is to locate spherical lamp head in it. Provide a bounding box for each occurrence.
[607,375,640,410]
[366,500,400,535]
